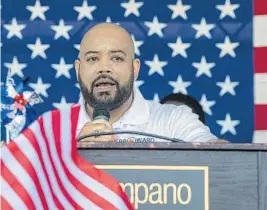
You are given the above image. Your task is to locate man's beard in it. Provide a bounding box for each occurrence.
[78,71,134,111]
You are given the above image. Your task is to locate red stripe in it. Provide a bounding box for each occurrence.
[1,160,35,210]
[0,196,13,210]
[51,109,117,209]
[255,104,267,130]
[70,106,134,210]
[76,156,134,210]
[5,141,48,209]
[70,105,81,157]
[254,47,267,73]
[39,116,77,209]
[24,126,63,210]
[254,0,267,15]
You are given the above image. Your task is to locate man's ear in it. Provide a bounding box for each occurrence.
[132,58,140,80]
[74,59,80,79]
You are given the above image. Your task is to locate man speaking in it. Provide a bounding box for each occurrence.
[74,22,218,143]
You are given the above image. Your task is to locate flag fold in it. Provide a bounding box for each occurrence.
[0,105,133,210]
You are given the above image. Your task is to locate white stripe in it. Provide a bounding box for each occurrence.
[42,112,101,210]
[253,15,267,47]
[31,120,74,209]
[253,130,267,143]
[1,146,44,210]
[61,108,129,210]
[254,73,267,104]
[15,134,57,209]
[0,176,28,210]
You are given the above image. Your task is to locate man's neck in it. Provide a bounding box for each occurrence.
[85,93,134,124]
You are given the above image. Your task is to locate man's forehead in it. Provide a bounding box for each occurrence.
[80,37,133,57]
[81,42,129,54]
[83,35,128,46]
[79,24,135,58]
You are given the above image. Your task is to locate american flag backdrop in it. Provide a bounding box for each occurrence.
[1,0,267,143]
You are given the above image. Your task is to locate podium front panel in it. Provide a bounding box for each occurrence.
[78,143,267,210]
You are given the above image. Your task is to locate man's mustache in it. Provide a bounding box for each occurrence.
[92,75,119,88]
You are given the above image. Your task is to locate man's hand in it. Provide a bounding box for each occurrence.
[78,119,117,142]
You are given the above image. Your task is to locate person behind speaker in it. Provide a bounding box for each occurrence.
[74,23,218,142]
[160,93,205,125]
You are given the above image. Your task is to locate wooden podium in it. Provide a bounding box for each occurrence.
[78,142,267,210]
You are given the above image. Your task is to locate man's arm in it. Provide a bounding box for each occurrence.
[172,105,220,142]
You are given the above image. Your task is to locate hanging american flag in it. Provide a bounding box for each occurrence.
[1,0,267,143]
[0,105,134,209]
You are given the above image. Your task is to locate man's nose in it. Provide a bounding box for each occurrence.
[97,58,113,74]
[97,68,112,74]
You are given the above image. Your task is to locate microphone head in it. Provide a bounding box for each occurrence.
[93,106,110,121]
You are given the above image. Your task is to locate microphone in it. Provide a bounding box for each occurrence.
[77,130,185,143]
[93,106,110,121]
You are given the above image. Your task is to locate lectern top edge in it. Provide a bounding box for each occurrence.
[77,142,267,151]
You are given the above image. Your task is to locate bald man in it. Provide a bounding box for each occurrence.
[74,23,218,143]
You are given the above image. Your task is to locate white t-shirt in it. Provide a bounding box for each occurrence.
[76,87,218,143]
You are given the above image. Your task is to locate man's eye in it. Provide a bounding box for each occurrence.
[111,56,124,62]
[87,57,98,62]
